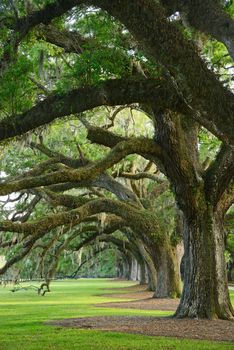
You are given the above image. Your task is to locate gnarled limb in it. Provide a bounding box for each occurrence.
[1,0,234,144]
[95,0,234,145]
[0,78,179,141]
[37,24,91,54]
[0,198,162,275]
[204,145,234,207]
[161,0,234,60]
[0,137,160,196]
[30,142,140,203]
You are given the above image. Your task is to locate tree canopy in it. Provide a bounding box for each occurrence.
[0,0,233,319]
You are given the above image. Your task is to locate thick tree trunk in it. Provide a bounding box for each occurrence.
[213,212,233,319]
[139,262,147,285]
[137,243,157,291]
[175,209,234,319]
[130,258,138,281]
[146,269,156,292]
[121,256,131,280]
[153,244,181,298]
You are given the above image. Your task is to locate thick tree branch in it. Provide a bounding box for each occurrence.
[0,78,180,141]
[86,125,161,167]
[13,0,80,40]
[93,0,234,145]
[0,198,161,243]
[87,125,127,148]
[117,171,164,183]
[0,137,160,196]
[37,24,91,54]
[204,145,234,207]
[1,0,234,144]
[216,181,234,217]
[161,0,234,60]
[30,142,140,203]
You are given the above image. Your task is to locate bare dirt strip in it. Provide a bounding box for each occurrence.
[96,288,179,311]
[47,315,234,342]
[47,284,234,342]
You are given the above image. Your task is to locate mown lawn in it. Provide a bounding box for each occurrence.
[0,279,233,350]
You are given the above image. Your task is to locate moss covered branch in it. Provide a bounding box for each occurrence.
[0,137,160,196]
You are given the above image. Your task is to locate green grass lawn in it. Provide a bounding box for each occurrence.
[0,279,233,350]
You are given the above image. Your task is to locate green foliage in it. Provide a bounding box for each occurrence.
[69,249,117,278]
[0,0,233,314]
[0,56,34,116]
[75,11,127,51]
[198,128,221,163]
[224,0,234,16]
[57,46,129,91]
[0,145,45,176]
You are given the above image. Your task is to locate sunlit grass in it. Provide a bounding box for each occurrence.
[0,279,233,350]
[229,289,234,305]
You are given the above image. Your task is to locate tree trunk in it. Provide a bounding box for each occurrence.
[213,211,234,319]
[153,244,181,298]
[121,255,131,280]
[139,262,147,285]
[175,209,234,319]
[130,258,138,281]
[137,242,157,291]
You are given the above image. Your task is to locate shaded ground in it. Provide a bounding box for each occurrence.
[97,297,179,311]
[97,284,178,311]
[47,283,234,342]
[48,316,234,342]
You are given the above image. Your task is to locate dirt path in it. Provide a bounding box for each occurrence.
[47,316,234,342]
[97,284,178,311]
[47,284,234,342]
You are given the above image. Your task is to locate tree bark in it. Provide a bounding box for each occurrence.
[175,208,234,319]
[152,243,181,298]
[135,239,157,291]
[139,261,147,285]
[130,258,138,281]
[161,0,234,60]
[213,211,233,319]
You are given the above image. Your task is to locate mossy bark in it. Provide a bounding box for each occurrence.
[175,208,234,319]
[153,244,181,298]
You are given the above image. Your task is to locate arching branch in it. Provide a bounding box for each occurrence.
[216,181,234,217]
[30,142,140,203]
[95,0,234,145]
[204,144,234,207]
[0,78,179,141]
[161,0,234,60]
[37,24,92,54]
[0,137,160,196]
[1,0,234,145]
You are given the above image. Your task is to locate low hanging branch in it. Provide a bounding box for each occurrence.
[0,196,162,276]
[71,245,110,277]
[204,145,234,207]
[29,141,140,203]
[0,78,182,141]
[0,137,161,196]
[39,229,80,294]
